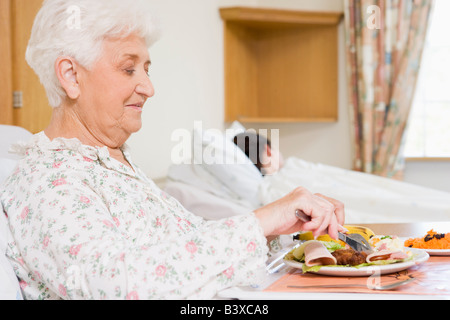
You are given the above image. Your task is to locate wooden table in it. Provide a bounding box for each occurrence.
[359,221,450,237]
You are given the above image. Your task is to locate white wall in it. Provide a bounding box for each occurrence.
[127,0,450,194]
[403,161,450,193]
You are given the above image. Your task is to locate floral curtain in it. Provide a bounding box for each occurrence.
[344,0,434,178]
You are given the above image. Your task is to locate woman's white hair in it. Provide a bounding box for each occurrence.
[26,0,160,108]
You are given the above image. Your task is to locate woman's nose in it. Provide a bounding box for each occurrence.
[136,74,155,99]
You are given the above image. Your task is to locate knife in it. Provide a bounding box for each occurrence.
[295,209,373,253]
[338,232,373,253]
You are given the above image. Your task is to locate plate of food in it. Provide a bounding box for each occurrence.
[284,226,429,277]
[404,230,450,256]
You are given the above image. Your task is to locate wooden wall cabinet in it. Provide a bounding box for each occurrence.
[0,0,50,133]
[220,7,343,123]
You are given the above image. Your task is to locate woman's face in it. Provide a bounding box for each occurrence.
[261,145,285,176]
[76,34,154,148]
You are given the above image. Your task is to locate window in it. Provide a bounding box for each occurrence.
[404,0,450,158]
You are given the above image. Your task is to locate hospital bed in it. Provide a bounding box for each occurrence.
[164,122,450,224]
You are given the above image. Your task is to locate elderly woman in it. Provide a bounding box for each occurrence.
[0,0,345,300]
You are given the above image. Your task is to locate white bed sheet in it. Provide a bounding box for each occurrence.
[165,157,450,224]
[165,181,252,220]
[260,158,450,224]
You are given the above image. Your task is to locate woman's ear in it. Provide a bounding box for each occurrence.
[55,56,80,100]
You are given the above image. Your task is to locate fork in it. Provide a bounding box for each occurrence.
[266,251,290,274]
[287,277,416,291]
[295,209,372,253]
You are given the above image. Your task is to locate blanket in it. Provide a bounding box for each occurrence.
[259,158,450,223]
[165,157,450,224]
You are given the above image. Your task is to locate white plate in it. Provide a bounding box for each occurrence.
[283,248,429,277]
[420,248,450,256]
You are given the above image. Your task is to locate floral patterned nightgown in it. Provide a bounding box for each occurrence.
[0,132,268,300]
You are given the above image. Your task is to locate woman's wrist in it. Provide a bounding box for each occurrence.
[253,207,276,237]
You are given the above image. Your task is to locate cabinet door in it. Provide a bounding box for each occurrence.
[0,0,13,125]
[0,0,50,133]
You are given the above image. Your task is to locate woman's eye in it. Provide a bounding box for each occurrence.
[125,69,135,75]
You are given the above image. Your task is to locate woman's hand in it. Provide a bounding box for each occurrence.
[253,187,344,239]
[314,193,345,226]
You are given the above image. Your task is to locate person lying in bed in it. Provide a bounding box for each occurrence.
[233,130,341,215]
[233,131,284,176]
[0,0,345,300]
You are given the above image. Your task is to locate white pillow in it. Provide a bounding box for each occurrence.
[224,121,246,141]
[0,207,23,300]
[193,122,263,207]
[0,158,17,185]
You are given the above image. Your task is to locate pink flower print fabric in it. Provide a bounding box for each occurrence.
[0,132,268,299]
